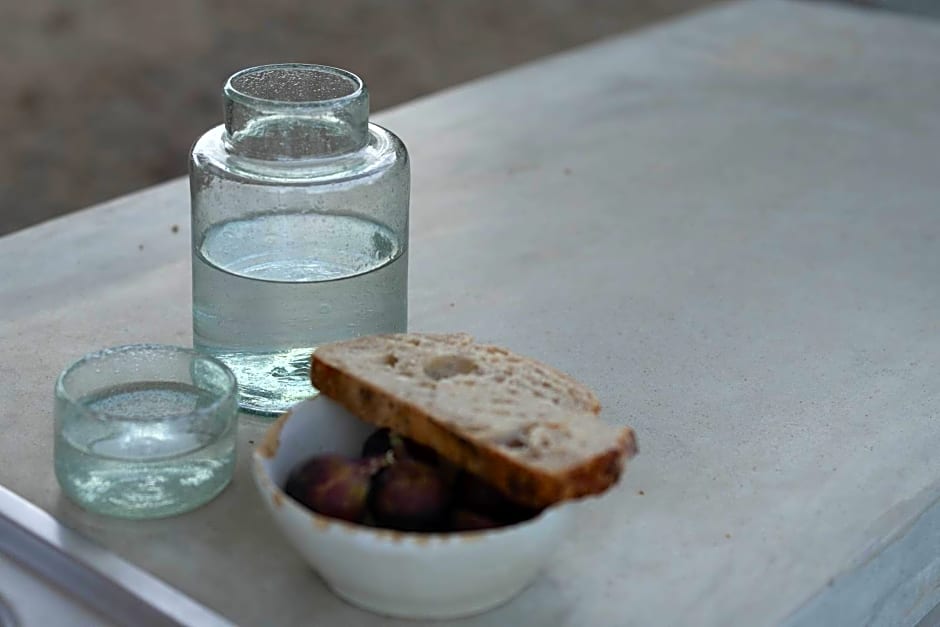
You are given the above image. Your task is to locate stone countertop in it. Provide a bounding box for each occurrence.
[2,1,940,625]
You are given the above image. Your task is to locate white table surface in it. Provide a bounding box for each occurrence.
[3,1,940,625]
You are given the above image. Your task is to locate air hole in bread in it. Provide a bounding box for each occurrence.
[505,437,526,449]
[423,355,479,380]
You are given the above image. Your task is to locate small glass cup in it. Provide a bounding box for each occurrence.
[54,344,238,519]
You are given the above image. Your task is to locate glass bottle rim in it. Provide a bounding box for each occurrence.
[223,63,365,109]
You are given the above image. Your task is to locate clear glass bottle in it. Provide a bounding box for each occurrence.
[189,64,409,416]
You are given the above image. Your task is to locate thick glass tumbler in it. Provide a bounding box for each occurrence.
[190,64,409,416]
[54,344,238,519]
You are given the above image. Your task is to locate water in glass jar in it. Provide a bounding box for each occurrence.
[192,211,408,415]
[54,382,236,519]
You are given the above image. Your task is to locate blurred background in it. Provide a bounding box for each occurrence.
[2,0,936,236]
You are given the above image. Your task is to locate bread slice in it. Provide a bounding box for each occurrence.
[311,333,637,508]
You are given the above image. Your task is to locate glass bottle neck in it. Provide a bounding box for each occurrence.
[222,64,369,160]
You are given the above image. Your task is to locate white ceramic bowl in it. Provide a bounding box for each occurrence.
[252,396,574,619]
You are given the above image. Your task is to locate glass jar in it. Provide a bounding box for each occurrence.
[189,64,409,416]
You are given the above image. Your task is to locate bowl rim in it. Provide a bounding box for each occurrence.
[251,400,569,544]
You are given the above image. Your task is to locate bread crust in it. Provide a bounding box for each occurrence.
[311,334,637,508]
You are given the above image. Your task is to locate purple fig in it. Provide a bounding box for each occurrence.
[361,428,395,459]
[361,428,438,466]
[451,508,500,532]
[285,454,381,523]
[370,459,450,531]
[400,436,439,466]
[455,471,540,524]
